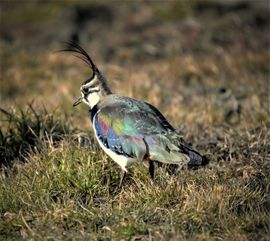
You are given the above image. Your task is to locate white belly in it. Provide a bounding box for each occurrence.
[92,117,137,172]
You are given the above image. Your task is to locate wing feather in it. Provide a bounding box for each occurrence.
[93,95,205,166]
[93,96,174,160]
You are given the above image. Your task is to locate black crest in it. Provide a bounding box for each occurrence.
[59,41,112,94]
[60,41,99,74]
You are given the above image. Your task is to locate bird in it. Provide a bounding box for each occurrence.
[62,42,208,185]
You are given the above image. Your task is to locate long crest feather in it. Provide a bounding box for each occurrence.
[59,41,99,75]
[59,41,112,94]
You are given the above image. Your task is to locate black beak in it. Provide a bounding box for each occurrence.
[73,97,83,107]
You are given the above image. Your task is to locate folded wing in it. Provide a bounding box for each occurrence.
[93,95,204,166]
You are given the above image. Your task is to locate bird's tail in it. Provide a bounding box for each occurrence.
[145,134,209,167]
[178,143,209,167]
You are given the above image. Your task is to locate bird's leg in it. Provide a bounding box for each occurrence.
[119,170,126,188]
[148,160,155,179]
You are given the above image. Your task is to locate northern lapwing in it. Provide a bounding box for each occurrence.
[63,42,208,185]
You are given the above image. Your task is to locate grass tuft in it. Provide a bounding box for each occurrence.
[0,104,74,167]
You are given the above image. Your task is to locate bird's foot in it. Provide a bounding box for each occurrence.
[118,171,126,188]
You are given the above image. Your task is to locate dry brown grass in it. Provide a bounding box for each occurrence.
[0,1,269,240]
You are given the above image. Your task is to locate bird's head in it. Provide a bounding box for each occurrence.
[61,42,112,109]
[73,68,104,109]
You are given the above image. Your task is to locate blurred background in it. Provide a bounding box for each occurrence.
[0,0,269,129]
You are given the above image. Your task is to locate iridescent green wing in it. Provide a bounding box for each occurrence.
[94,96,175,160]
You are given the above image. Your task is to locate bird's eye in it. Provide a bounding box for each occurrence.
[82,87,89,94]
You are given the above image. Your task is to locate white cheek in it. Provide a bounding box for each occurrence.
[87,92,100,108]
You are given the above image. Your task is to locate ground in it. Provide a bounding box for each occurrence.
[0,1,269,240]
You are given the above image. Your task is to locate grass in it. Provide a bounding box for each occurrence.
[0,105,73,167]
[0,104,269,240]
[1,1,270,240]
